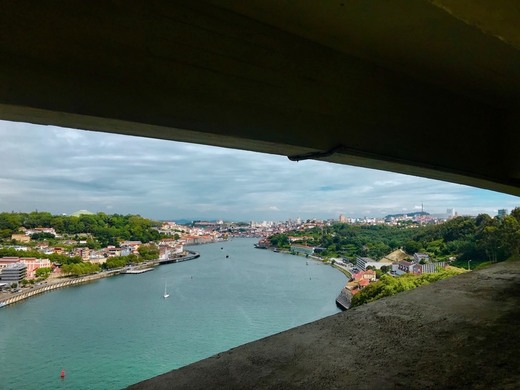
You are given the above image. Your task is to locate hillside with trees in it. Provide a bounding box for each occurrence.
[0,211,161,247]
[269,207,520,268]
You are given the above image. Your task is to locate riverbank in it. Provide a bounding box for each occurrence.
[0,270,119,308]
[0,250,200,308]
[1,237,344,389]
[266,246,352,310]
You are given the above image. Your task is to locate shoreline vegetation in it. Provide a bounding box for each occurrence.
[264,209,520,309]
[2,208,519,310]
[0,242,351,310]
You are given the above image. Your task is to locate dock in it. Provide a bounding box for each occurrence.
[122,267,155,274]
[158,251,200,265]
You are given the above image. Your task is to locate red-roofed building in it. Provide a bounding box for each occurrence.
[358,279,370,287]
[351,270,376,283]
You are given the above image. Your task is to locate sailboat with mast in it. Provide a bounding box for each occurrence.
[163,281,170,299]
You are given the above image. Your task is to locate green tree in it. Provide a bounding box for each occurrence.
[269,234,289,248]
[137,244,159,260]
[30,232,55,240]
[61,262,100,276]
[35,267,52,278]
[351,269,464,307]
[403,240,422,254]
[0,212,23,234]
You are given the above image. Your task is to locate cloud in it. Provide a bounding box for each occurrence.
[0,120,518,221]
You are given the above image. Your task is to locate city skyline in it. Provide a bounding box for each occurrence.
[0,120,518,221]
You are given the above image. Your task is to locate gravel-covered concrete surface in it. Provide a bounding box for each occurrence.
[128,260,520,389]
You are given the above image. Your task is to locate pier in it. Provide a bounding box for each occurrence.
[122,267,155,274]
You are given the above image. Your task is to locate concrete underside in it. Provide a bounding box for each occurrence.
[129,260,520,389]
[1,1,520,195]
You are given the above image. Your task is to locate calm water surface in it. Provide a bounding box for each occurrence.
[0,238,345,389]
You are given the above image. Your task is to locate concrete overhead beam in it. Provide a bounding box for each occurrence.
[0,1,518,195]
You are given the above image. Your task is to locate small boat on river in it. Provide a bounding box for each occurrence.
[163,282,170,299]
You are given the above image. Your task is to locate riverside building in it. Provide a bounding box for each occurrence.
[0,263,27,283]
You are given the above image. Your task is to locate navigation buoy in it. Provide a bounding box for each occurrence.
[60,369,65,378]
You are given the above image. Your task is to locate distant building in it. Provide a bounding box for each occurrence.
[0,257,20,267]
[26,227,57,236]
[87,254,107,265]
[19,257,51,279]
[104,246,122,257]
[1,257,51,279]
[393,261,414,274]
[413,253,430,264]
[393,260,446,275]
[73,247,91,261]
[339,214,347,223]
[11,234,31,243]
[497,209,508,218]
[356,257,390,271]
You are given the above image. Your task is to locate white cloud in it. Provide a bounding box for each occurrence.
[0,120,518,220]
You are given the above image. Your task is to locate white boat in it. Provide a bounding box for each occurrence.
[163,282,170,299]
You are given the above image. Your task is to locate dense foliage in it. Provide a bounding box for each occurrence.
[270,225,418,259]
[0,211,161,246]
[35,267,52,278]
[270,208,520,267]
[408,210,520,266]
[61,262,100,276]
[350,268,466,307]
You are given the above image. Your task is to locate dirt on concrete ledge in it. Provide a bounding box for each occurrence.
[128,260,520,389]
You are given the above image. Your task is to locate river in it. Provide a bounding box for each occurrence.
[0,238,346,389]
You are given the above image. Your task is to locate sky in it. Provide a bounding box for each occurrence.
[0,120,518,222]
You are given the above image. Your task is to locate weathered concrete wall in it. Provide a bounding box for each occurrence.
[129,260,520,389]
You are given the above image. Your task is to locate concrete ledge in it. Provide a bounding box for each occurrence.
[129,260,520,389]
